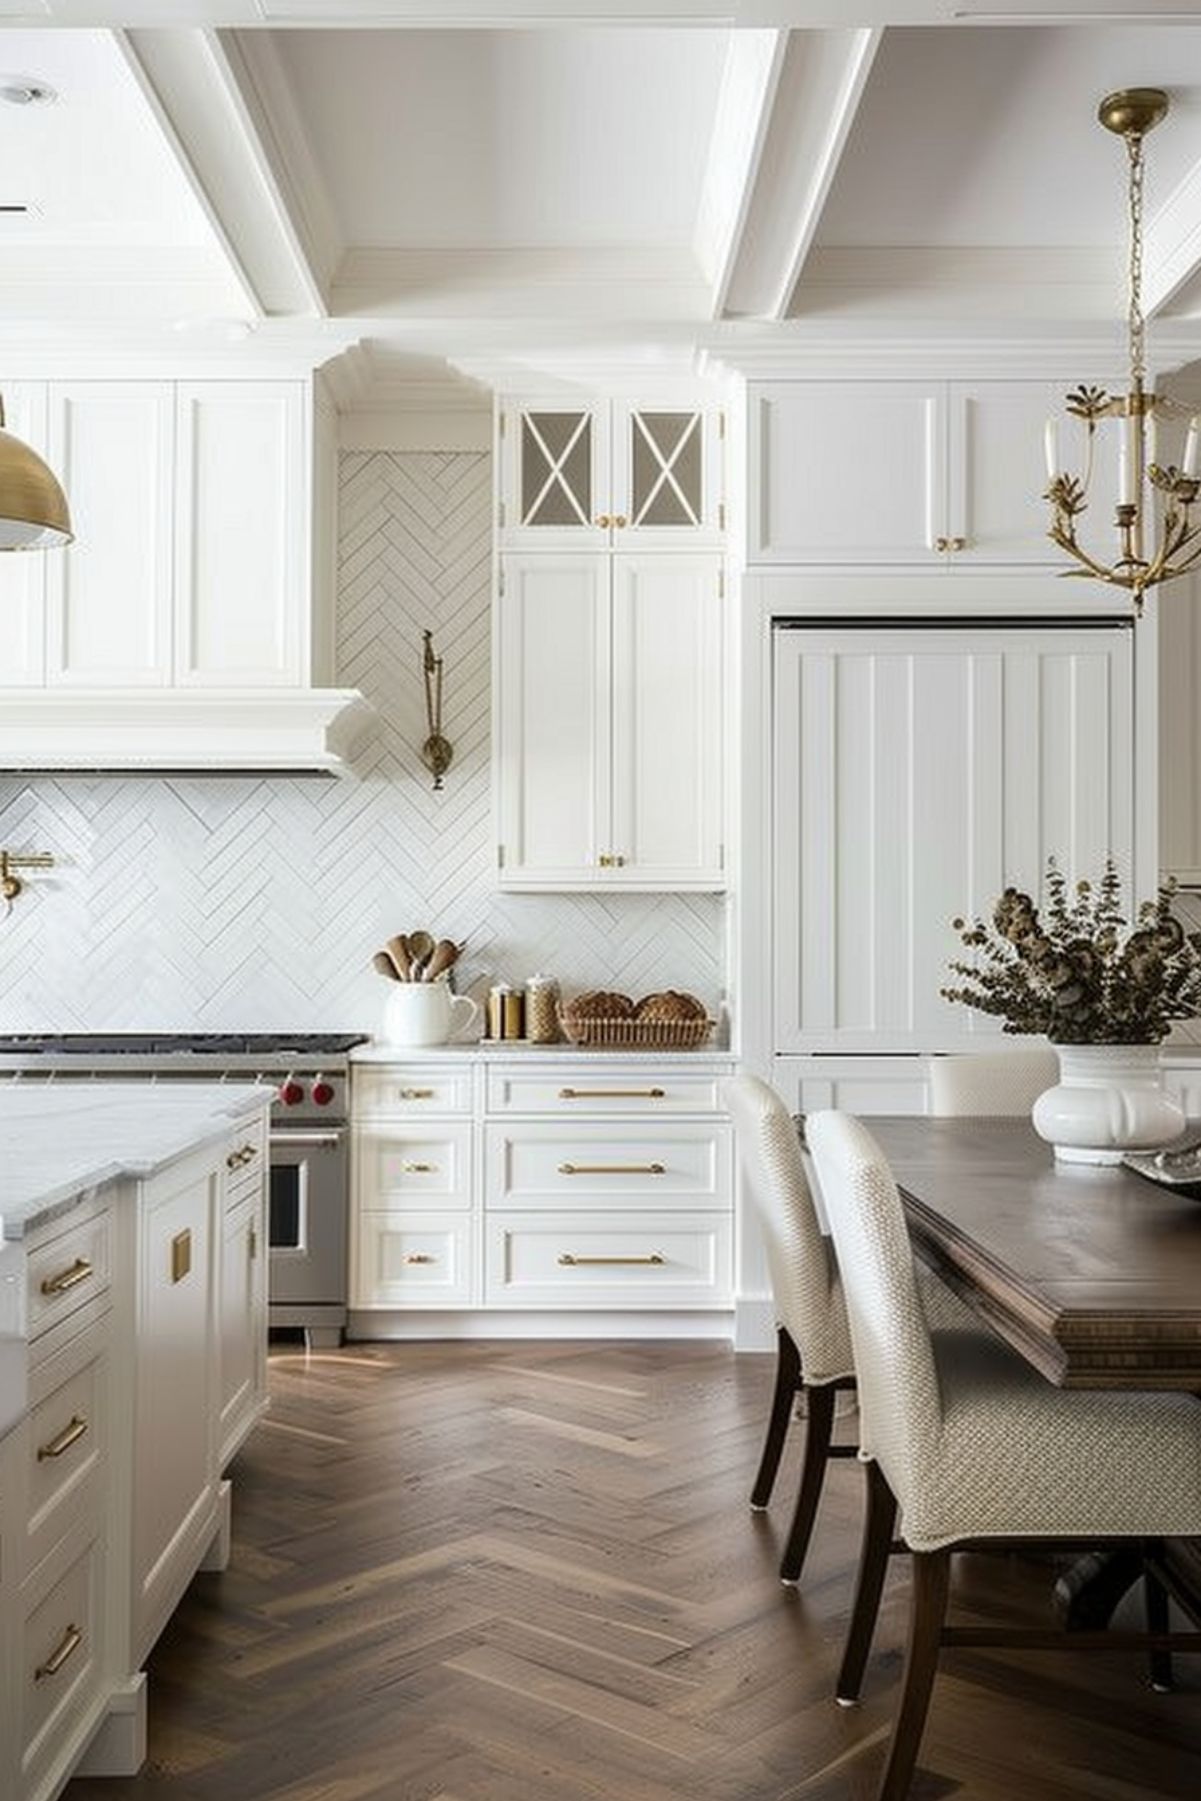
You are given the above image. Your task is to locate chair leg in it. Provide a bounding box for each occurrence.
[876,1548,952,1801]
[750,1326,801,1511]
[836,1460,898,1703]
[1144,1552,1173,1694]
[779,1380,836,1584]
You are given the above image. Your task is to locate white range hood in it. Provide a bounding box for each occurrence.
[0,688,374,774]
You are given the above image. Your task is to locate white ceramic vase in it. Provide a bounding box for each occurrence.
[1031,1044,1183,1165]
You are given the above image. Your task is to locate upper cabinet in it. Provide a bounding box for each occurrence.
[0,375,367,771]
[748,378,1080,568]
[498,397,725,551]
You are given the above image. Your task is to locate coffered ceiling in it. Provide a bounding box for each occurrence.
[3,6,1201,396]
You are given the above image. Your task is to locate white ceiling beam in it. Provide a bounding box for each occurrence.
[694,30,789,320]
[118,28,331,318]
[720,26,882,321]
[1145,155,1201,321]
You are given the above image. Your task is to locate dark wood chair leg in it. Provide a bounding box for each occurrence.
[836,1460,898,1702]
[1144,1549,1173,1694]
[750,1326,801,1510]
[779,1379,836,1584]
[876,1548,952,1801]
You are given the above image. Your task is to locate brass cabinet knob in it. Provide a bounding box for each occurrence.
[612,514,628,529]
[595,514,612,528]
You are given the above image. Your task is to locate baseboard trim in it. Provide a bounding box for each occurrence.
[346,1308,736,1342]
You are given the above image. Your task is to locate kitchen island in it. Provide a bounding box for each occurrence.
[0,1082,270,1801]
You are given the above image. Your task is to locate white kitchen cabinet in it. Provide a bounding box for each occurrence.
[748,378,1079,567]
[496,552,724,889]
[773,622,1135,1054]
[45,383,174,687]
[217,1142,268,1472]
[498,396,724,551]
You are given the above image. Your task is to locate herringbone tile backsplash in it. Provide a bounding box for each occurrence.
[0,451,726,1037]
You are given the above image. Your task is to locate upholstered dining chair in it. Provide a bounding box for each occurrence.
[929,1043,1059,1116]
[723,1076,975,1587]
[806,1108,1201,1801]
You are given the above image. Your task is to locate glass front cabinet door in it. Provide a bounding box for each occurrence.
[498,398,724,550]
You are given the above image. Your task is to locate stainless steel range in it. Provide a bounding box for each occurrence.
[0,1033,369,1345]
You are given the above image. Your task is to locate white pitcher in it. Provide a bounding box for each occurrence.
[381,982,479,1047]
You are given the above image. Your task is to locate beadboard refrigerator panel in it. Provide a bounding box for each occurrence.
[0,452,725,1034]
[772,622,1134,1054]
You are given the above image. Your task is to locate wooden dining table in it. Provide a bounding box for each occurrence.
[870,1115,1201,1623]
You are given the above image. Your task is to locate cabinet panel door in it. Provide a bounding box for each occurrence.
[45,383,173,685]
[611,405,724,548]
[499,399,610,550]
[496,554,609,886]
[610,554,723,886]
[175,382,305,686]
[773,624,1134,1053]
[218,1190,266,1470]
[949,381,1065,564]
[749,381,944,563]
[0,383,48,684]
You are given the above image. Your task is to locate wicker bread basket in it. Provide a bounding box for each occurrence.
[558,1009,715,1050]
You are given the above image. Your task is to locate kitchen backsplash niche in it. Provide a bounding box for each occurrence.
[0,448,726,1035]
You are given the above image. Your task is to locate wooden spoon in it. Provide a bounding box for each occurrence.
[424,938,460,982]
[407,929,434,980]
[385,934,413,981]
[373,950,402,982]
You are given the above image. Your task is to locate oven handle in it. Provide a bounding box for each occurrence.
[269,1129,345,1149]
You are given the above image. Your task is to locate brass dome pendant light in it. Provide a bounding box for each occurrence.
[0,394,71,549]
[1045,88,1200,615]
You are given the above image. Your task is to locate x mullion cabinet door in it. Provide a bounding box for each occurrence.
[610,404,724,549]
[498,399,611,552]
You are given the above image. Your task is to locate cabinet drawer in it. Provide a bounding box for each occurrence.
[486,1065,727,1114]
[27,1203,113,1341]
[21,1533,102,1791]
[354,1066,474,1119]
[486,1212,732,1308]
[222,1114,267,1204]
[355,1212,475,1308]
[485,1123,731,1211]
[354,1123,473,1210]
[26,1313,108,1573]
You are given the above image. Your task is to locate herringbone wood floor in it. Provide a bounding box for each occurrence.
[66,1342,1201,1801]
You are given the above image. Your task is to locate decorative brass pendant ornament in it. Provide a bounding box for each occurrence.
[420,628,453,790]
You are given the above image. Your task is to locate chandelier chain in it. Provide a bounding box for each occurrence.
[1127,127,1146,386]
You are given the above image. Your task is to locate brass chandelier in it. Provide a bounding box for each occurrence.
[1045,88,1199,616]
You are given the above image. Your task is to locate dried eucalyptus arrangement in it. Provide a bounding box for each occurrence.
[942,859,1201,1044]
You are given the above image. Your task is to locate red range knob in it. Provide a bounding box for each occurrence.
[311,1079,335,1106]
[279,1079,305,1106]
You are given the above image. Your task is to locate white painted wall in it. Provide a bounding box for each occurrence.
[0,447,726,1035]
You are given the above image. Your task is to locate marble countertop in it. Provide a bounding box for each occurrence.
[352,1042,735,1063]
[1,1083,268,1241]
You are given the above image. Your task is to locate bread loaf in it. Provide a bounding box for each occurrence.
[634,990,707,1023]
[568,989,635,1020]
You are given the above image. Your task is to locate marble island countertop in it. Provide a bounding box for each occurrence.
[0,1083,269,1240]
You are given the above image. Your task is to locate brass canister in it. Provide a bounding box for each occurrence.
[486,983,512,1041]
[502,988,525,1040]
[525,973,561,1043]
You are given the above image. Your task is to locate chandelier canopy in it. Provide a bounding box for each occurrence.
[1045,88,1199,615]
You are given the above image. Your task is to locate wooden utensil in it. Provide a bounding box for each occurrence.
[385,934,413,981]
[407,929,434,980]
[424,938,460,982]
[373,950,402,982]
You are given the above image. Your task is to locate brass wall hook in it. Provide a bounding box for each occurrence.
[0,849,54,914]
[420,628,454,791]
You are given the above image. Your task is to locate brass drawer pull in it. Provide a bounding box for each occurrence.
[37,1415,89,1462]
[558,1253,665,1267]
[402,1162,437,1174]
[35,1623,83,1682]
[558,1162,665,1176]
[226,1142,259,1170]
[399,1088,435,1100]
[40,1257,94,1297]
[404,1253,436,1265]
[559,1087,666,1100]
[171,1228,192,1285]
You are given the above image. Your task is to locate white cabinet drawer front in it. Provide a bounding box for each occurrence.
[27,1320,108,1572]
[21,1535,102,1785]
[485,1123,731,1210]
[356,1213,474,1308]
[355,1124,473,1210]
[486,1212,732,1308]
[354,1066,474,1118]
[486,1066,726,1114]
[27,1208,113,1341]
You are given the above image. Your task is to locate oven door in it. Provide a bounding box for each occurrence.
[267,1126,347,1312]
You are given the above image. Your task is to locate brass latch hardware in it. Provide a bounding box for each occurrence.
[171,1228,192,1285]
[404,1253,436,1265]
[558,1162,666,1176]
[558,1253,666,1267]
[597,853,626,869]
[935,535,968,553]
[402,1162,437,1175]
[399,1088,435,1100]
[37,1415,89,1462]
